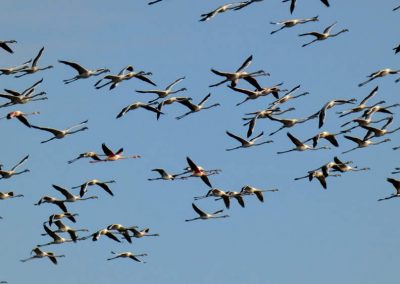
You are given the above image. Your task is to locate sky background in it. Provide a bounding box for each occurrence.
[1,1,400,283]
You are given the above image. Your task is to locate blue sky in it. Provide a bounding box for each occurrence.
[1,1,400,283]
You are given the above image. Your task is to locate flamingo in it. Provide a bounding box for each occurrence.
[283,0,329,14]
[181,157,214,188]
[0,79,47,108]
[309,99,356,128]
[20,247,65,265]
[41,220,88,240]
[38,224,86,247]
[0,59,31,75]
[58,60,110,84]
[175,93,220,120]
[15,47,53,78]
[0,192,23,200]
[107,251,147,263]
[270,16,319,34]
[225,131,273,151]
[199,3,237,22]
[228,82,286,106]
[267,115,312,136]
[358,68,400,87]
[362,103,400,118]
[106,224,135,243]
[89,228,121,243]
[299,22,348,47]
[148,168,187,181]
[342,135,391,154]
[378,178,400,201]
[94,65,156,90]
[48,212,78,226]
[337,86,379,117]
[156,97,192,120]
[0,110,40,127]
[240,185,278,202]
[361,117,400,140]
[0,155,29,180]
[31,120,88,143]
[135,77,186,103]
[209,55,268,89]
[303,131,348,148]
[277,132,330,154]
[90,143,141,163]
[35,196,69,213]
[0,40,17,54]
[185,203,229,222]
[71,179,116,197]
[326,156,370,174]
[194,188,231,209]
[67,151,104,164]
[268,85,309,107]
[116,102,163,119]
[51,184,98,203]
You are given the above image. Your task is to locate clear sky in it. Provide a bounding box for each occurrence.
[1,1,400,283]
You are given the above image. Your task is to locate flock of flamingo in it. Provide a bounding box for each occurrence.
[1,1,400,282]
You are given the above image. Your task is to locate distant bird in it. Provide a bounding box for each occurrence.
[0,40,17,54]
[94,65,156,90]
[116,102,163,119]
[58,60,110,84]
[240,185,278,202]
[277,132,330,154]
[283,0,330,14]
[0,110,40,127]
[71,179,116,197]
[156,96,192,120]
[199,3,236,22]
[299,22,348,47]
[337,86,379,117]
[393,5,400,11]
[35,196,69,213]
[0,191,23,200]
[0,59,31,76]
[106,224,134,243]
[15,47,53,78]
[135,77,186,103]
[148,0,163,4]
[20,247,65,265]
[183,157,214,188]
[107,251,147,263]
[225,131,273,151]
[0,155,29,180]
[51,184,98,203]
[185,203,229,222]
[38,224,85,247]
[148,168,187,181]
[267,115,311,136]
[358,68,400,87]
[303,131,347,148]
[90,143,141,163]
[31,120,88,143]
[342,135,391,154]
[175,93,220,120]
[270,16,319,34]
[48,212,78,226]
[228,82,286,106]
[341,115,391,132]
[378,178,400,201]
[392,167,400,174]
[67,151,104,164]
[209,55,268,89]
